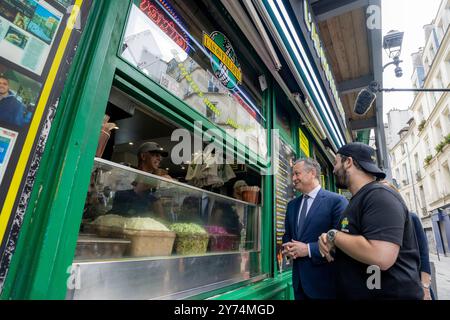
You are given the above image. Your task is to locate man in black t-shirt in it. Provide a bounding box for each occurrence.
[318,142,422,299]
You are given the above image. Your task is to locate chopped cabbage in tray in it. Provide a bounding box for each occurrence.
[124,217,169,231]
[93,214,169,231]
[92,214,125,228]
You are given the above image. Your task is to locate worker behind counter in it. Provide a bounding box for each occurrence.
[108,142,171,219]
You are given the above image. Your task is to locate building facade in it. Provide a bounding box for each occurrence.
[389,0,450,255]
[0,0,384,300]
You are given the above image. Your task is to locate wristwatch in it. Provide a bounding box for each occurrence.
[327,229,338,244]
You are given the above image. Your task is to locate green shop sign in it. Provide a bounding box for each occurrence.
[203,31,242,91]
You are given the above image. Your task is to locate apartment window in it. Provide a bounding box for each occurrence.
[430,173,438,201]
[437,22,445,44]
[414,153,420,174]
[405,192,411,210]
[435,72,444,101]
[424,57,430,74]
[443,163,450,196]
[430,44,436,61]
[419,185,426,211]
[444,107,450,134]
[434,120,443,147]
[207,102,218,122]
[401,143,406,155]
[417,105,425,123]
[402,163,409,185]
[448,108,450,131]
[207,76,219,93]
[445,53,450,86]
[424,136,432,156]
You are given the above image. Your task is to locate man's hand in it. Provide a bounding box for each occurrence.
[318,233,335,262]
[282,240,309,259]
[423,287,432,300]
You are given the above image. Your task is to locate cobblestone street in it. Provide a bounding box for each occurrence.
[430,254,450,300]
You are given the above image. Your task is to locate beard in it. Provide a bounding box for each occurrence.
[334,167,349,189]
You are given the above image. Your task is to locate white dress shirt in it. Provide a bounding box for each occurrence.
[297,185,321,258]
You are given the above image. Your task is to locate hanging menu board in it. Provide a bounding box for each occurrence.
[275,139,296,272]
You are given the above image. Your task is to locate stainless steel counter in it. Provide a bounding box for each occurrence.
[66,251,262,300]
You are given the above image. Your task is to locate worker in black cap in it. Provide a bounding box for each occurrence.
[108,142,170,219]
[136,141,171,179]
[318,142,422,300]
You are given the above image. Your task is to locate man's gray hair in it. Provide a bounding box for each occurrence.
[294,158,321,179]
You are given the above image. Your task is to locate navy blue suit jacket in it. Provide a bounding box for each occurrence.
[282,188,348,299]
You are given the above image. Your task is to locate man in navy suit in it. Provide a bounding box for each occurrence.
[282,158,348,300]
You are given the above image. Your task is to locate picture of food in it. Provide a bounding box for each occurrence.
[26,3,61,44]
[13,12,30,30]
[4,26,28,49]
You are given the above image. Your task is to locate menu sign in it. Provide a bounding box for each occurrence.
[275,139,296,272]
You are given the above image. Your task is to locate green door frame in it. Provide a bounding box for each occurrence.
[1,0,280,300]
[1,0,131,300]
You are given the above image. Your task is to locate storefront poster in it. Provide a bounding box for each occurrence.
[0,0,63,75]
[0,128,18,184]
[0,0,89,292]
[299,128,310,158]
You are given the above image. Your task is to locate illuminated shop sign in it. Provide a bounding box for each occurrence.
[303,0,346,124]
[139,0,190,53]
[203,31,242,91]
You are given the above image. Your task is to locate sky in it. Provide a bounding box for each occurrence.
[382,0,442,122]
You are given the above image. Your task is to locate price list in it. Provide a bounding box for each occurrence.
[275,139,296,271]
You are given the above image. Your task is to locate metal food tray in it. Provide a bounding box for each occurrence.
[75,234,131,260]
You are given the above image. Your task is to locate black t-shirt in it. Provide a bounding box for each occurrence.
[335,182,422,300]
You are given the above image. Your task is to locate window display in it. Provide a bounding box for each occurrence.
[120,0,267,159]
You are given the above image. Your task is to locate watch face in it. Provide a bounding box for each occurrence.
[327,230,335,241]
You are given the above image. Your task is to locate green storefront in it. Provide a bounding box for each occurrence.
[0,0,349,300]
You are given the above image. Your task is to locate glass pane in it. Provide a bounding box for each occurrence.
[120,0,267,159]
[77,158,259,261]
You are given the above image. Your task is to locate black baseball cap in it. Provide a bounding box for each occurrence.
[337,142,386,179]
[137,142,168,157]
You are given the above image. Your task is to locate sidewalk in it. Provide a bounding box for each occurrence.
[430,254,450,300]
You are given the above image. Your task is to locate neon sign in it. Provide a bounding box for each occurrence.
[139,0,190,53]
[203,31,242,91]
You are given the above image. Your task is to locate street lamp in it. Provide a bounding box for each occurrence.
[354,30,450,115]
[354,31,405,115]
[383,30,404,78]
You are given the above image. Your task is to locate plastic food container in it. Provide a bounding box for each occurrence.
[172,232,209,255]
[240,186,260,204]
[75,235,130,259]
[208,233,240,251]
[91,224,176,257]
[122,229,176,257]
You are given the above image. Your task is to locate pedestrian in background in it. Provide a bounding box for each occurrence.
[379,180,434,300]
